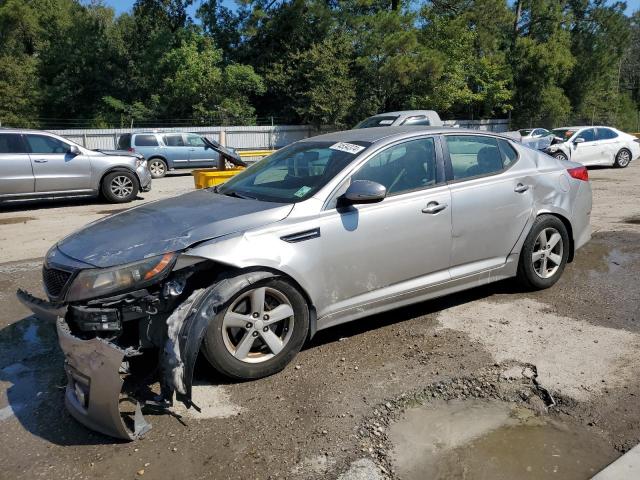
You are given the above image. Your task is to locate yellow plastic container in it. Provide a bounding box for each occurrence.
[192,168,245,189]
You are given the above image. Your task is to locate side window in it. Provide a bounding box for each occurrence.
[162,134,184,147]
[134,135,159,147]
[576,129,596,142]
[25,134,70,154]
[596,128,618,140]
[497,139,518,168]
[0,134,26,154]
[351,137,437,196]
[402,116,431,126]
[446,135,505,180]
[185,134,205,147]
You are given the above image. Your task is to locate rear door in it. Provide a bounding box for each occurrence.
[595,128,621,164]
[185,133,219,167]
[25,134,92,192]
[0,133,34,195]
[443,134,534,277]
[161,133,189,168]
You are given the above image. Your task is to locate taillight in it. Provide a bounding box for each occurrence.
[128,147,135,152]
[567,166,589,181]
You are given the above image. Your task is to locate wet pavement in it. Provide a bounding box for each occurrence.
[388,400,617,480]
[0,163,639,479]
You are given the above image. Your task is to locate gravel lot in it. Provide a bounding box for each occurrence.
[1,164,639,479]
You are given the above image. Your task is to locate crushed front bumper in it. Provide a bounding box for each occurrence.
[57,319,151,440]
[17,289,151,440]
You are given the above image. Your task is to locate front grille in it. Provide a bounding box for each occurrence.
[43,266,72,297]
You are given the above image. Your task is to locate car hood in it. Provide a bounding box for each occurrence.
[56,189,293,268]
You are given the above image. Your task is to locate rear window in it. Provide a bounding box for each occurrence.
[354,116,399,128]
[134,134,159,147]
[117,134,131,149]
[401,116,431,126]
[0,134,26,154]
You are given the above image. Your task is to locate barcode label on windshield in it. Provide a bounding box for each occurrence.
[329,142,366,154]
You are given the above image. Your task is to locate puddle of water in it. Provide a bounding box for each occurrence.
[389,400,618,480]
[0,216,35,225]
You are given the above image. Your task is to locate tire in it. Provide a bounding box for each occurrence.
[516,215,570,290]
[614,148,631,168]
[552,151,568,161]
[148,158,168,178]
[101,171,139,203]
[202,278,309,380]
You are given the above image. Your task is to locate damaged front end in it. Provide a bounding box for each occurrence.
[17,249,235,441]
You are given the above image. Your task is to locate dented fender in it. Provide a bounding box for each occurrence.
[166,270,277,404]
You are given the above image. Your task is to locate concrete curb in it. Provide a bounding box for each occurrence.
[592,444,640,479]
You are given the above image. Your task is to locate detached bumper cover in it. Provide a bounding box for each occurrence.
[56,319,150,440]
[136,164,152,192]
[17,289,150,440]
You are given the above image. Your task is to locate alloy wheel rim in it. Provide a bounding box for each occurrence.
[221,287,294,363]
[619,151,630,166]
[110,175,134,198]
[532,227,563,279]
[150,161,165,176]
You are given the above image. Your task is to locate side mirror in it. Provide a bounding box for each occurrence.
[339,180,386,206]
[573,137,585,144]
[68,145,81,155]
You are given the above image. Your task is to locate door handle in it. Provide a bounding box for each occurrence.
[33,159,48,163]
[514,183,529,193]
[422,202,448,214]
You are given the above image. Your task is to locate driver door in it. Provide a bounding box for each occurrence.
[25,134,92,192]
[315,137,452,319]
[571,128,600,165]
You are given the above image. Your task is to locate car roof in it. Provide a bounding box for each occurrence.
[368,110,438,118]
[302,126,515,145]
[554,126,617,130]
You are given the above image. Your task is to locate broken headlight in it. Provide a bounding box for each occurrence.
[66,253,176,302]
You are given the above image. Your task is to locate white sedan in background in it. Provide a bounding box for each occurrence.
[518,128,554,150]
[546,126,640,168]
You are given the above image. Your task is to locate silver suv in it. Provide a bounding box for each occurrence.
[0,129,152,203]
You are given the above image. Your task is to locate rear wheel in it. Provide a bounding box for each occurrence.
[202,278,309,380]
[614,148,631,168]
[101,171,139,203]
[517,215,570,290]
[148,158,168,178]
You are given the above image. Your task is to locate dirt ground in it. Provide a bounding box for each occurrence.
[0,163,639,480]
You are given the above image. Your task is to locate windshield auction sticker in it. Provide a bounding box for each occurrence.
[329,142,366,154]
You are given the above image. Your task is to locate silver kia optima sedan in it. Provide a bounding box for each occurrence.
[18,127,592,439]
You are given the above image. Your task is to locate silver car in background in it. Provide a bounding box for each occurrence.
[546,126,640,168]
[355,110,444,128]
[0,128,152,203]
[18,126,591,439]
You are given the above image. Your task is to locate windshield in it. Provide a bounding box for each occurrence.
[217,140,372,203]
[551,128,577,139]
[354,116,399,129]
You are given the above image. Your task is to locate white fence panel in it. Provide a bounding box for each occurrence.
[49,120,510,150]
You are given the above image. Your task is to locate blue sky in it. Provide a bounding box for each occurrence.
[102,0,640,17]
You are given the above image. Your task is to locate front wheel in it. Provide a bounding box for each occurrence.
[202,278,309,380]
[552,151,568,161]
[614,148,631,168]
[517,215,570,290]
[101,171,139,203]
